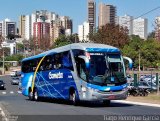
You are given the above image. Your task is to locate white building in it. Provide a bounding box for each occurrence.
[78,21,90,42]
[65,29,71,36]
[118,14,133,35]
[133,18,148,40]
[25,15,31,40]
[31,13,37,37]
[1,40,17,55]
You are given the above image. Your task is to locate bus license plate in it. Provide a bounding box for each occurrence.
[108,95,115,99]
[107,84,115,86]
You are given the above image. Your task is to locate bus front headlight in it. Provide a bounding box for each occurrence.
[81,87,87,92]
[87,87,98,92]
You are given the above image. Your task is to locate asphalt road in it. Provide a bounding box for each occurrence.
[0,75,160,121]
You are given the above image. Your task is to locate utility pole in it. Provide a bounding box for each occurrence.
[139,52,141,72]
[2,48,5,75]
[138,51,141,80]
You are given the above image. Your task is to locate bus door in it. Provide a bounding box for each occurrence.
[60,51,74,98]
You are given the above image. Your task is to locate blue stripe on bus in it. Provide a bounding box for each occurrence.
[87,83,127,91]
[85,48,120,53]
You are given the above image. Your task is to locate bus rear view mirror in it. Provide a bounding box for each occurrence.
[123,56,133,70]
[78,55,90,69]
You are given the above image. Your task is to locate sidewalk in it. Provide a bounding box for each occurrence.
[113,100,160,108]
[114,94,160,108]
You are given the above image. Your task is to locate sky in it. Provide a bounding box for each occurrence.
[0,0,160,33]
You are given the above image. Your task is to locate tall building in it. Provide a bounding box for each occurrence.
[60,16,73,34]
[24,10,73,46]
[99,3,116,27]
[155,16,160,41]
[88,0,96,34]
[25,15,31,40]
[133,18,148,40]
[31,10,62,37]
[1,19,16,38]
[33,22,50,47]
[50,20,60,43]
[78,21,90,42]
[19,15,26,38]
[0,21,2,36]
[118,14,133,35]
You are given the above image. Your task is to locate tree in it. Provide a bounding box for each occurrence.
[154,18,160,41]
[39,34,51,51]
[16,43,24,53]
[89,24,129,48]
[122,35,160,69]
[148,31,155,39]
[53,35,72,48]
[122,35,143,68]
[5,54,24,63]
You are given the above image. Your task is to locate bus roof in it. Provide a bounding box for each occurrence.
[22,43,120,62]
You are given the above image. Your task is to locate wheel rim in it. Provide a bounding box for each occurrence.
[72,93,75,102]
[34,91,38,100]
[29,91,33,99]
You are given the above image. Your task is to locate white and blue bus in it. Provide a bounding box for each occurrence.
[21,43,132,105]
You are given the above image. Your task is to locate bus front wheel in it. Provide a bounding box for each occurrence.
[69,90,78,105]
[103,100,111,106]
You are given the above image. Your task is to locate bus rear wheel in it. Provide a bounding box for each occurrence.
[69,90,78,106]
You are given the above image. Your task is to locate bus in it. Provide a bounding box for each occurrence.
[21,43,132,105]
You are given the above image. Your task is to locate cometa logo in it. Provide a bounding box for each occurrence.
[49,72,63,79]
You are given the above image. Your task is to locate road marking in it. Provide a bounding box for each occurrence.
[10,91,14,94]
[17,91,22,94]
[2,92,6,95]
[1,90,22,95]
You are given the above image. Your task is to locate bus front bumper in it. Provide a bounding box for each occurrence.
[81,88,128,101]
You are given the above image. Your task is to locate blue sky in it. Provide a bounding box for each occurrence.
[0,0,160,33]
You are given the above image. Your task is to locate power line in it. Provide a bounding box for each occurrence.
[121,6,160,25]
[134,6,160,20]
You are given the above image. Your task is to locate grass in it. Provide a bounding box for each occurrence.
[127,92,160,104]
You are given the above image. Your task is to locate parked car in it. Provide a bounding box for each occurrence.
[138,81,157,91]
[126,75,134,83]
[10,71,17,77]
[0,80,5,90]
[18,80,22,90]
[10,70,21,77]
[11,77,20,85]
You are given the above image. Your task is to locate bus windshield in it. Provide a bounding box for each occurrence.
[88,52,126,86]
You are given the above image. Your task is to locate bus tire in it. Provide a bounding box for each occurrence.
[69,90,78,106]
[103,100,111,106]
[33,88,39,101]
[29,88,33,101]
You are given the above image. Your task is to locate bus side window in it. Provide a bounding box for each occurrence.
[62,51,73,71]
[78,58,88,81]
[54,54,61,69]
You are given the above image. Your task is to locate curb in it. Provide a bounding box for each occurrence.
[0,105,9,121]
[113,100,160,108]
